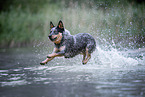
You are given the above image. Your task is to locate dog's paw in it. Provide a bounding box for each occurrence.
[47,56,52,58]
[82,62,86,65]
[40,61,48,65]
[40,63,45,65]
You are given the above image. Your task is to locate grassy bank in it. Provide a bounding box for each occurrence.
[0,0,144,49]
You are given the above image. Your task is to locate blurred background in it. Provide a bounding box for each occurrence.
[0,0,144,49]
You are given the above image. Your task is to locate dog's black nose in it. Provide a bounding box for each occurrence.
[48,34,51,37]
[48,35,53,41]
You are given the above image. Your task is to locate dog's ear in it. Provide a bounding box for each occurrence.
[57,20,64,31]
[50,21,55,29]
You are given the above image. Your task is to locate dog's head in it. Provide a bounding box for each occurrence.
[49,20,64,44]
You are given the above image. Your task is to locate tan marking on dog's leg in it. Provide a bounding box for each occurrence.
[41,52,63,65]
[41,57,54,64]
[84,54,91,64]
[83,48,91,64]
[48,53,63,58]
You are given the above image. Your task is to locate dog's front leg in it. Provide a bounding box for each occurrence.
[40,50,65,65]
[40,47,58,65]
[47,51,65,58]
[40,57,54,65]
[47,46,65,58]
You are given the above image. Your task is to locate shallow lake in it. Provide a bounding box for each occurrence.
[0,46,145,97]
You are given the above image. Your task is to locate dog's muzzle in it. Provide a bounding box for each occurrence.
[48,35,57,41]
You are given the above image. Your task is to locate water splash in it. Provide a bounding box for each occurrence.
[34,38,145,69]
[91,46,140,68]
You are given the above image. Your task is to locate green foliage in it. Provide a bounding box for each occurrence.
[0,0,144,48]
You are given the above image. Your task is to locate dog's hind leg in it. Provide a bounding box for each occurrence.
[82,48,91,65]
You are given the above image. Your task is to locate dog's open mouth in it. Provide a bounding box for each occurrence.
[50,37,57,41]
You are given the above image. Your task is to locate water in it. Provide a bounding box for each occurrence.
[0,45,145,97]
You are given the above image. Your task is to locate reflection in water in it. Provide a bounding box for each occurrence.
[0,47,145,97]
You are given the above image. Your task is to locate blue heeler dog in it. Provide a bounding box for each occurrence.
[40,20,96,65]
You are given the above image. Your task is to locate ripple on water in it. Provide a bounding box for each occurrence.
[0,70,9,73]
[1,80,27,87]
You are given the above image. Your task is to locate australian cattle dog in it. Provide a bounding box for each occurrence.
[40,20,96,65]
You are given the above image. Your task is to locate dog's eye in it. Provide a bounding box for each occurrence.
[50,31,52,33]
